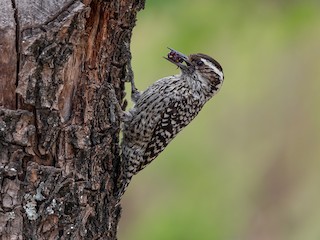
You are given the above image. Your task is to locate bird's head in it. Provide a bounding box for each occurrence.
[166,48,224,91]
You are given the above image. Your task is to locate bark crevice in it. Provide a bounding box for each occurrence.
[11,0,20,109]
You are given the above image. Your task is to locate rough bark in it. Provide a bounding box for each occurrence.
[0,0,144,239]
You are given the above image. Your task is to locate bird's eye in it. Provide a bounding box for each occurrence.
[196,60,204,66]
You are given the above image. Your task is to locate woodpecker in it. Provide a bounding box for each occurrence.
[119,48,224,196]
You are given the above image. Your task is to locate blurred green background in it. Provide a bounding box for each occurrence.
[119,0,320,239]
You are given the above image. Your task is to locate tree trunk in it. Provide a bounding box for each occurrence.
[0,0,144,239]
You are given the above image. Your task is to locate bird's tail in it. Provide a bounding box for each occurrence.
[115,172,133,200]
[114,142,134,200]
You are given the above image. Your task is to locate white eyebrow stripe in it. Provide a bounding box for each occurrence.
[201,58,224,79]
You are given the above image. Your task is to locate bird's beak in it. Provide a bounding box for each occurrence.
[165,48,193,72]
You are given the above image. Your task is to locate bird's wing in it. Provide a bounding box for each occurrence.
[141,97,200,167]
[127,77,182,139]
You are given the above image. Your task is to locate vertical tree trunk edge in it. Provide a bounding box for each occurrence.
[0,0,145,239]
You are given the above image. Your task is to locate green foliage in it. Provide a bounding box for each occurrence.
[120,0,320,239]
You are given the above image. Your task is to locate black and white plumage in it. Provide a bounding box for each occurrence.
[119,49,224,196]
